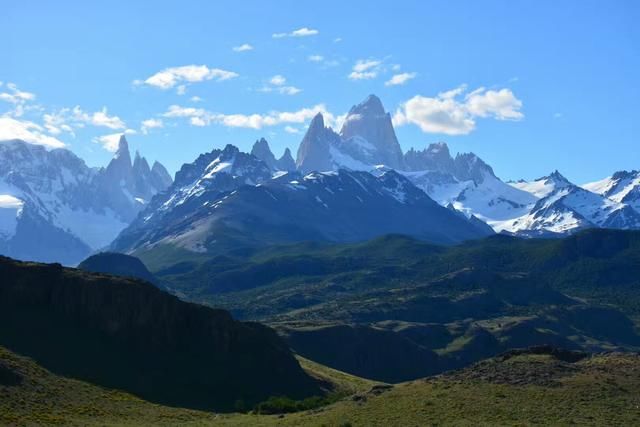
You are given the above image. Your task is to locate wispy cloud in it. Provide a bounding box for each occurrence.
[93,129,136,152]
[260,75,302,95]
[269,75,287,86]
[0,117,66,148]
[393,85,523,135]
[348,59,383,80]
[162,103,339,129]
[232,43,254,52]
[284,125,301,134]
[138,65,238,90]
[141,118,163,134]
[272,27,319,38]
[308,55,324,62]
[0,83,37,117]
[385,72,417,86]
[0,83,35,105]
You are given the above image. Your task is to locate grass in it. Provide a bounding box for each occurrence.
[2,345,640,426]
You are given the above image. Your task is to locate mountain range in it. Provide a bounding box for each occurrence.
[0,136,171,264]
[1,94,639,264]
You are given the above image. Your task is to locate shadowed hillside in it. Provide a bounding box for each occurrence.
[0,256,320,411]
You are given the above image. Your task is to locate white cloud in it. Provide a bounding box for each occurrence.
[0,117,66,148]
[0,83,35,104]
[308,55,324,62]
[43,112,74,136]
[272,27,319,38]
[393,86,523,135]
[284,125,300,134]
[190,96,203,102]
[385,72,416,86]
[0,83,37,117]
[465,88,523,120]
[176,85,187,95]
[333,37,342,43]
[270,75,286,86]
[261,75,301,95]
[141,65,238,89]
[163,103,336,129]
[280,86,302,95]
[141,118,164,134]
[348,59,383,80]
[40,106,126,135]
[353,60,381,73]
[90,107,126,129]
[93,129,136,152]
[233,43,254,52]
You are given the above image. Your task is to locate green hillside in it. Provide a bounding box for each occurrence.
[2,345,639,426]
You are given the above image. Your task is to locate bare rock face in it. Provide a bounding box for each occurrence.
[296,113,340,173]
[339,95,405,169]
[277,147,296,172]
[404,142,455,173]
[251,137,279,170]
[251,138,296,172]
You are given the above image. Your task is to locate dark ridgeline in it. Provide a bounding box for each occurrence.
[0,256,320,411]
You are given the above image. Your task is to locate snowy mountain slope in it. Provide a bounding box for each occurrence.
[394,143,537,231]
[292,95,534,233]
[502,172,640,234]
[0,137,172,264]
[510,171,573,199]
[583,170,640,214]
[112,148,493,255]
[111,144,272,252]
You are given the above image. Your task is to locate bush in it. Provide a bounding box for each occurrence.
[253,393,343,414]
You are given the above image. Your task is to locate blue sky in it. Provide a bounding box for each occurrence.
[2,0,638,183]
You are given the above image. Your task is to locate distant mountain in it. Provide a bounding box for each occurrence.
[296,95,404,172]
[584,170,640,214]
[111,143,273,253]
[78,252,158,285]
[508,171,640,235]
[402,144,537,231]
[0,255,319,411]
[0,137,172,264]
[291,96,537,233]
[251,138,296,172]
[112,160,493,256]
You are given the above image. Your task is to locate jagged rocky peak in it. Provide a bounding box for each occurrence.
[541,170,573,187]
[133,150,151,175]
[404,142,455,172]
[278,147,296,172]
[104,135,134,185]
[114,135,132,163]
[151,161,172,188]
[251,137,278,169]
[346,94,386,117]
[454,152,496,184]
[611,170,639,181]
[339,94,404,169]
[296,112,340,173]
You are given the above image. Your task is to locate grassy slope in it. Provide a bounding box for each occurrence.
[149,229,640,321]
[3,345,640,426]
